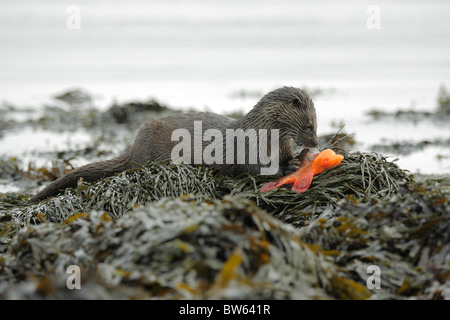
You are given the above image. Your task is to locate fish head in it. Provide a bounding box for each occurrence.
[312,149,344,174]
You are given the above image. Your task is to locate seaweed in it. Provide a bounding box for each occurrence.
[0,150,448,299]
[366,85,450,123]
[223,151,412,227]
[0,196,339,299]
[437,84,450,115]
[106,100,171,125]
[54,88,93,108]
[0,93,448,300]
[370,138,450,156]
[298,179,449,299]
[9,160,222,224]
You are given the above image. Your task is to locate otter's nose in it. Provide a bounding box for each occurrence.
[300,137,318,149]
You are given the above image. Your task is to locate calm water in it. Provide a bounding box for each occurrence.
[0,0,449,175]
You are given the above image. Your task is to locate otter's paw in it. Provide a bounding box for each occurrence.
[287,158,302,172]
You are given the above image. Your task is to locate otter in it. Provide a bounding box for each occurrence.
[27,86,318,203]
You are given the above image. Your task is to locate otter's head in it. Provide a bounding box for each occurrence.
[254,86,318,149]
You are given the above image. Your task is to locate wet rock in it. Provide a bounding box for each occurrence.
[54,88,93,109]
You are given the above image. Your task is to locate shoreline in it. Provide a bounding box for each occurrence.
[0,87,449,300]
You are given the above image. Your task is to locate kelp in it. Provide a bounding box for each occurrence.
[7,151,411,227]
[0,150,448,300]
[366,85,450,123]
[9,160,222,224]
[298,180,449,299]
[0,196,340,299]
[371,138,450,156]
[3,87,448,299]
[224,151,412,227]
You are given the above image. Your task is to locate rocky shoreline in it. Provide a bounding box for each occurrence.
[0,88,448,299]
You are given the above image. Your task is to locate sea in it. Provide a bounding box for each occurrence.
[0,0,449,179]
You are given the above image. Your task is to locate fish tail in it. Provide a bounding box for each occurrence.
[259,179,287,193]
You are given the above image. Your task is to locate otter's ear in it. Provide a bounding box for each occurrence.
[292,98,305,110]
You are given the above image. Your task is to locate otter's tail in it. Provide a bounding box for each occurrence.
[27,152,133,203]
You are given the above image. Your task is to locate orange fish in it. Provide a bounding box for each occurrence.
[260,149,344,193]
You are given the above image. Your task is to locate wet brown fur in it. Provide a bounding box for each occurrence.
[28,86,318,203]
